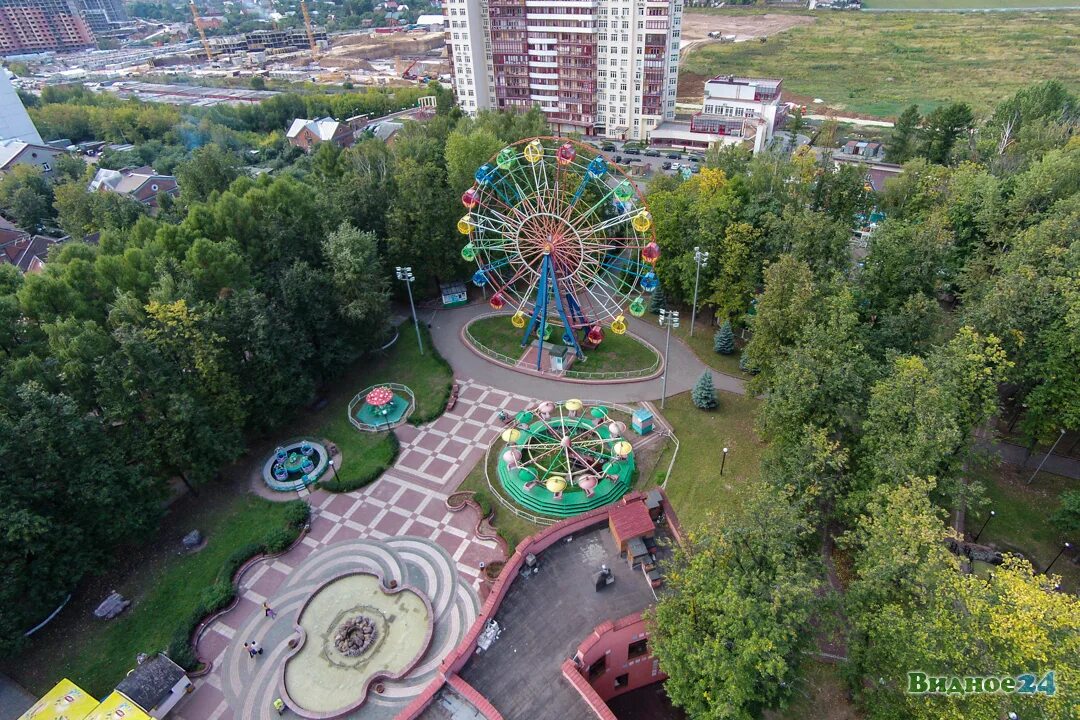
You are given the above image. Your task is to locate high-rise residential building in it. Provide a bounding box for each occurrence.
[445,0,681,141]
[0,0,96,53]
[78,0,128,37]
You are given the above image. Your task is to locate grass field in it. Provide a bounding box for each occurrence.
[465,315,660,376]
[864,0,1079,8]
[682,9,1080,118]
[8,495,296,697]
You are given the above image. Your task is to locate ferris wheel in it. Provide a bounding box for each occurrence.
[458,137,660,369]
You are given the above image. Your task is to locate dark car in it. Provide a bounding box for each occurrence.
[688,154,703,163]
[661,161,672,170]
[644,148,660,157]
[667,152,681,159]
[601,143,616,152]
[691,165,702,174]
[624,147,641,155]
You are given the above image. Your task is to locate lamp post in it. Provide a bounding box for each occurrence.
[328,458,340,484]
[395,266,424,355]
[973,510,995,543]
[720,447,729,476]
[1026,428,1065,485]
[1045,542,1072,574]
[658,309,679,409]
[689,246,709,337]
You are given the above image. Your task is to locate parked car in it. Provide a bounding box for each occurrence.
[644,148,660,157]
[667,152,681,159]
[601,143,616,151]
[670,162,681,171]
[661,161,672,170]
[624,147,641,155]
[691,165,702,174]
[688,154,703,163]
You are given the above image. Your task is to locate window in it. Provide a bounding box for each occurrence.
[41,162,51,172]
[588,657,607,680]
[628,639,648,659]
[150,183,159,192]
[614,673,629,689]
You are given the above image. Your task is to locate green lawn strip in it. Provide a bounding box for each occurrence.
[669,318,749,379]
[967,464,1079,592]
[457,446,542,552]
[315,325,452,491]
[15,495,297,697]
[659,390,765,530]
[682,9,1080,119]
[466,315,659,375]
[864,0,1078,8]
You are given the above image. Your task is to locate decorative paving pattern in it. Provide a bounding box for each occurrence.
[174,380,537,720]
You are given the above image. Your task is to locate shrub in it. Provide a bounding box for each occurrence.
[714,321,735,355]
[284,499,311,529]
[321,433,401,492]
[692,371,718,410]
[263,527,296,555]
[200,581,235,613]
[220,542,263,584]
[1051,490,1080,533]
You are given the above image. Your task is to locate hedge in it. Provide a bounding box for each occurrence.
[409,330,454,426]
[166,499,310,670]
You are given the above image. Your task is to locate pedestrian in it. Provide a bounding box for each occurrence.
[243,641,255,659]
[273,698,286,716]
[263,601,277,619]
[250,640,263,656]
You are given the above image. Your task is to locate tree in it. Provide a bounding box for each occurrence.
[888,104,920,163]
[650,485,819,720]
[713,320,735,354]
[648,284,667,314]
[444,126,503,198]
[322,222,391,346]
[786,105,805,140]
[743,255,816,388]
[0,165,54,230]
[692,371,717,410]
[918,102,974,165]
[250,75,266,90]
[175,144,241,205]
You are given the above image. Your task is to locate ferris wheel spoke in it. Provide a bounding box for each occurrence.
[579,212,637,238]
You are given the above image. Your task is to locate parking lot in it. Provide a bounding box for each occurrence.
[587,140,707,179]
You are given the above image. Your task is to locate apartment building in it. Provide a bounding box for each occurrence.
[445,0,681,141]
[0,0,95,53]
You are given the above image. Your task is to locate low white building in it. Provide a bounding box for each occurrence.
[650,75,787,154]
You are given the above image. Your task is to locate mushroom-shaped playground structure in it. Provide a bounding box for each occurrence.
[495,399,635,518]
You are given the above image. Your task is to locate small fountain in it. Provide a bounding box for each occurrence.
[262,439,329,492]
[333,615,378,657]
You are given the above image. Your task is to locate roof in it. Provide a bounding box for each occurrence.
[0,139,59,169]
[114,654,186,712]
[17,678,97,720]
[0,231,59,273]
[369,121,403,142]
[88,166,173,195]
[286,117,344,141]
[415,13,444,24]
[608,493,655,542]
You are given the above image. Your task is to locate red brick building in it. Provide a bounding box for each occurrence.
[285,117,355,152]
[88,166,178,209]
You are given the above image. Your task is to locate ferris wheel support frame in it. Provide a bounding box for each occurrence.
[522,252,586,370]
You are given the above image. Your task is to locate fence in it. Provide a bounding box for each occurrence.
[347,383,417,432]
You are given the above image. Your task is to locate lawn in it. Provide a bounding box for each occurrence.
[456,441,544,551]
[658,389,765,530]
[465,315,660,377]
[967,462,1079,592]
[670,316,750,380]
[8,494,296,698]
[313,325,452,490]
[864,0,1079,8]
[681,9,1080,118]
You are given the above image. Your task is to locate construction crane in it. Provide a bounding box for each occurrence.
[189,1,213,62]
[300,0,318,61]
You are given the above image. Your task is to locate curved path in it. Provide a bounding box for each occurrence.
[429,302,746,401]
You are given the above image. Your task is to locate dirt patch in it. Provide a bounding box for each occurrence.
[680,11,816,43]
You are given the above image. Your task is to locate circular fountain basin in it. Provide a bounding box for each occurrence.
[261,439,328,492]
[282,571,433,718]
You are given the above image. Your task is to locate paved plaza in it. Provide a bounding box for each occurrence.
[175,379,536,720]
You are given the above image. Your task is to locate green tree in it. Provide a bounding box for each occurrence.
[692,371,717,410]
[887,104,920,163]
[918,102,974,165]
[713,320,735,354]
[743,255,816,388]
[0,165,54,230]
[250,75,266,90]
[650,485,820,720]
[175,144,241,205]
[322,222,391,345]
[444,126,503,197]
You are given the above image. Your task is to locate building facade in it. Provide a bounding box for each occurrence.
[445,0,681,141]
[78,0,128,37]
[650,74,786,153]
[0,0,95,53]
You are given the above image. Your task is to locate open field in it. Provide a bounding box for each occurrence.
[863,0,1079,8]
[680,9,1080,118]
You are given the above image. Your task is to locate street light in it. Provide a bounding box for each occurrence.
[395,266,424,355]
[689,246,709,337]
[973,510,995,543]
[1026,427,1065,485]
[720,447,729,476]
[1045,542,1072,574]
[328,458,340,484]
[658,309,679,409]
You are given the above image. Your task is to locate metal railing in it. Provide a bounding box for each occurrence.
[480,399,680,525]
[464,316,662,381]
[347,383,417,433]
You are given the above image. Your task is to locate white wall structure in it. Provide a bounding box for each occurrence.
[0,71,43,144]
[445,0,681,141]
[650,74,787,152]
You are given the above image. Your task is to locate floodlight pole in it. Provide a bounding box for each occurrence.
[396,266,424,355]
[659,309,679,409]
[690,247,709,337]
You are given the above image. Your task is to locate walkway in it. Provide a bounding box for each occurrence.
[428,302,746,402]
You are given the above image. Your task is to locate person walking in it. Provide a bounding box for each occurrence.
[263,601,277,619]
[250,640,263,656]
[273,698,286,715]
[244,642,255,659]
